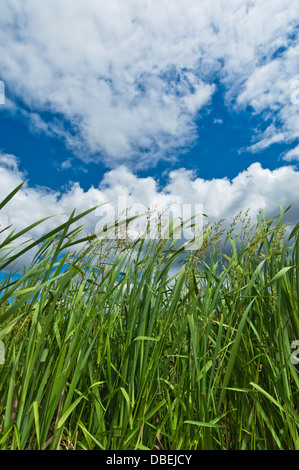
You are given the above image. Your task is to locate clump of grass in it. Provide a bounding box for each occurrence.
[0,185,299,450]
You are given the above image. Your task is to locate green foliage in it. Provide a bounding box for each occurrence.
[0,186,299,450]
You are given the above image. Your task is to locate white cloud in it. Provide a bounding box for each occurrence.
[236,46,299,153]
[282,144,299,162]
[1,153,299,270]
[165,163,299,224]
[0,0,299,167]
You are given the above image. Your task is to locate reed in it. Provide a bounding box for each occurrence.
[0,185,298,450]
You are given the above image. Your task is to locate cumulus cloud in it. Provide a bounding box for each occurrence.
[0,154,101,238]
[237,46,299,155]
[0,0,299,168]
[1,153,299,270]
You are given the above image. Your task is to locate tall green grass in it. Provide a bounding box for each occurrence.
[0,185,299,450]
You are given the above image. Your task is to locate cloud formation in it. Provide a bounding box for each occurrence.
[1,153,298,269]
[1,0,299,168]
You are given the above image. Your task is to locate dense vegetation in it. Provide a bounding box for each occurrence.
[0,184,299,450]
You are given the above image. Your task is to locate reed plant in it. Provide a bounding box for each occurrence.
[0,185,298,450]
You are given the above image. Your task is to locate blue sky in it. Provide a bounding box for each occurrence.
[0,0,299,262]
[1,80,295,191]
[0,79,297,192]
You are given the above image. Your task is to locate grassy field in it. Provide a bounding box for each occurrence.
[0,184,299,450]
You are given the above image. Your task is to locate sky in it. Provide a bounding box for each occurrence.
[1,0,299,268]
